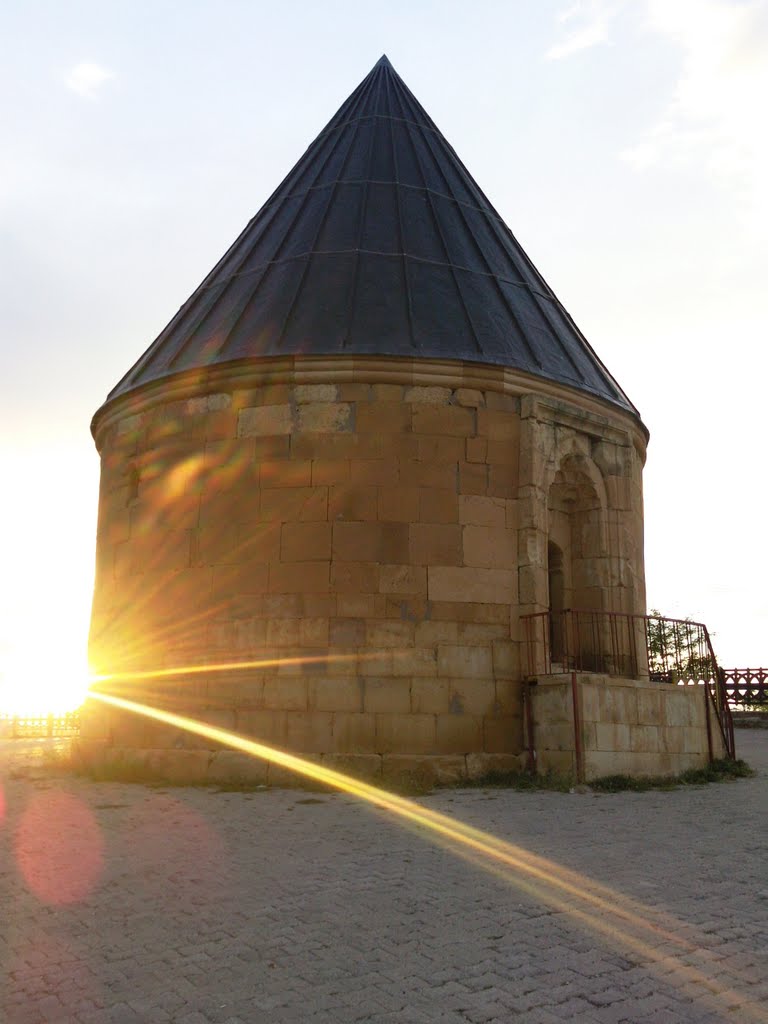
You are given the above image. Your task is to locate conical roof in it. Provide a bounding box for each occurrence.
[106,56,639,418]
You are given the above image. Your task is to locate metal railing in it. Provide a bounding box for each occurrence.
[721,668,768,707]
[521,609,735,759]
[0,711,80,738]
[522,609,647,678]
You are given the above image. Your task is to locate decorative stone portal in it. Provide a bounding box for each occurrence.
[79,56,658,786]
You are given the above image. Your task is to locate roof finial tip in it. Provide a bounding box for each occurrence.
[376,54,392,68]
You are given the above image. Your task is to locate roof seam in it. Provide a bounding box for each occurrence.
[273,105,368,354]
[476,208,590,381]
[340,87,380,351]
[189,249,564,301]
[314,113,441,143]
[168,110,358,372]
[216,111,363,364]
[401,103,483,356]
[260,179,510,223]
[417,123,545,371]
[388,93,417,352]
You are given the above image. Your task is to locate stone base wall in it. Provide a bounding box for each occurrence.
[531,674,727,780]
[73,735,524,789]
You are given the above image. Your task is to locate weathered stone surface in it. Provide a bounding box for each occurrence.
[90,368,649,776]
[280,521,332,561]
[428,566,516,604]
[207,749,269,784]
[533,676,719,780]
[462,524,516,568]
[419,487,459,523]
[457,494,507,526]
[465,751,524,777]
[362,677,411,714]
[437,644,493,679]
[320,751,382,779]
[410,678,451,713]
[412,404,475,436]
[410,523,462,566]
[435,713,483,753]
[404,385,452,404]
[375,713,436,753]
[238,404,292,436]
[378,563,427,595]
[296,402,352,432]
[294,383,338,403]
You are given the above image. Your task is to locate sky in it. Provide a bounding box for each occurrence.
[1,0,766,698]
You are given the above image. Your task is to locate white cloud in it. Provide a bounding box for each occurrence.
[546,1,621,60]
[65,62,115,99]
[622,0,768,234]
[547,23,609,60]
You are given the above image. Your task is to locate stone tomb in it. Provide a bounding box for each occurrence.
[81,362,648,785]
[78,57,710,785]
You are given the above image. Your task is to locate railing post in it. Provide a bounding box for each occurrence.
[523,681,537,774]
[703,679,714,764]
[571,672,584,784]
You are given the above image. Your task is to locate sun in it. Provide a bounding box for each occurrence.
[0,651,91,718]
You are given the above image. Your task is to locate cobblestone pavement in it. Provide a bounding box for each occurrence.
[1,731,766,1024]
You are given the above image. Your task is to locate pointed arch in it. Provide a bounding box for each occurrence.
[546,454,609,615]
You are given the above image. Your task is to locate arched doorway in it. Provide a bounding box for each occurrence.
[547,457,607,670]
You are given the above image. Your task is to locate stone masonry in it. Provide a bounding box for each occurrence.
[83,359,647,783]
[531,674,726,780]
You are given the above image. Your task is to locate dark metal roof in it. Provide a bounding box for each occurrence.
[106,55,639,418]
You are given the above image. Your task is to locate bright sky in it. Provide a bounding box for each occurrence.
[1,0,766,704]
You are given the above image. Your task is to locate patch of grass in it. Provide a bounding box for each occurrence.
[382,768,571,797]
[678,758,753,784]
[590,758,754,793]
[454,769,572,793]
[588,774,676,793]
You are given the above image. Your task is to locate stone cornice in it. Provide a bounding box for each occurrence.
[91,355,649,455]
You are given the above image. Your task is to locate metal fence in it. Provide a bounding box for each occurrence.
[0,711,80,738]
[520,609,734,758]
[521,609,649,678]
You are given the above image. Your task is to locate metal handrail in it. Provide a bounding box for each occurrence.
[520,609,735,759]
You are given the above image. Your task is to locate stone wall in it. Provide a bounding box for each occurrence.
[85,358,647,781]
[531,674,726,780]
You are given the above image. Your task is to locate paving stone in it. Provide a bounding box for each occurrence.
[0,730,766,1024]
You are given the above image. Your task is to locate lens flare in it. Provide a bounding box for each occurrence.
[0,652,90,716]
[92,652,359,686]
[89,689,766,1022]
[14,791,104,905]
